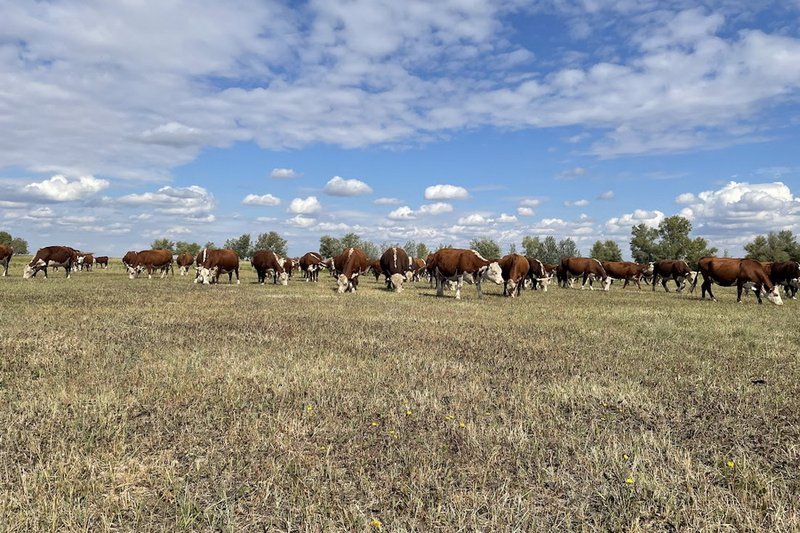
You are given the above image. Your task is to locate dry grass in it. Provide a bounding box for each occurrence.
[1,256,799,531]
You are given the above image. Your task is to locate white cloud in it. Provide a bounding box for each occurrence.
[564,199,590,207]
[498,213,517,223]
[424,184,469,200]
[139,122,207,147]
[288,196,322,214]
[374,197,403,205]
[117,185,214,215]
[286,215,316,228]
[417,202,453,215]
[517,206,535,216]
[242,193,281,206]
[457,214,489,226]
[605,209,666,234]
[598,190,615,200]
[519,198,542,207]
[323,176,373,197]
[22,175,109,201]
[559,167,586,179]
[388,206,416,220]
[270,168,300,179]
[675,192,696,204]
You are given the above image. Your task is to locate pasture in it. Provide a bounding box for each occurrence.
[1,257,799,530]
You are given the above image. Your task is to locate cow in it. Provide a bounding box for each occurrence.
[369,258,383,283]
[560,257,611,291]
[602,261,653,290]
[525,257,553,291]
[698,257,782,305]
[743,261,800,300]
[23,246,77,279]
[251,250,287,285]
[175,252,194,275]
[77,253,94,271]
[127,249,174,279]
[499,253,530,297]
[335,247,369,293]
[195,248,240,285]
[95,256,109,269]
[651,259,697,293]
[409,257,427,282]
[122,251,137,269]
[380,247,411,292]
[283,258,295,279]
[0,245,12,276]
[299,252,324,282]
[428,248,503,300]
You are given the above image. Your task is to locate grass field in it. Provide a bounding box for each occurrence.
[1,256,799,531]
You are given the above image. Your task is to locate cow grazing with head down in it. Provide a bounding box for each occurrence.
[335,247,369,293]
[499,254,530,297]
[525,257,553,291]
[23,246,77,279]
[409,257,426,282]
[699,257,782,305]
[560,257,611,291]
[651,259,697,293]
[122,251,137,270]
[429,248,503,300]
[0,245,12,276]
[95,256,109,269]
[251,250,287,285]
[127,249,174,279]
[176,253,194,275]
[369,258,382,283]
[602,261,653,290]
[283,258,295,279]
[380,247,411,292]
[195,248,240,285]
[299,252,324,282]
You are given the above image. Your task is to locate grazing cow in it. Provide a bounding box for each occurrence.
[409,257,427,282]
[196,248,240,285]
[23,246,77,279]
[499,254,530,297]
[95,256,109,269]
[744,261,800,300]
[251,250,287,285]
[602,261,653,290]
[560,257,611,291]
[176,252,194,276]
[78,254,94,271]
[699,257,782,305]
[335,247,369,293]
[651,259,697,293]
[283,258,295,279]
[369,258,382,283]
[122,251,137,269]
[127,249,174,279]
[0,245,12,276]
[380,247,411,292]
[299,252,324,282]
[429,248,503,300]
[525,257,553,291]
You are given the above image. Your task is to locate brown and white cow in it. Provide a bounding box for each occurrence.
[409,257,427,282]
[23,246,77,279]
[651,259,697,293]
[335,247,369,293]
[368,258,382,283]
[743,261,800,300]
[560,257,611,291]
[127,249,174,279]
[196,248,240,285]
[380,247,411,292]
[525,257,553,291]
[95,256,109,269]
[251,250,287,285]
[499,253,530,297]
[122,251,137,269]
[0,244,12,276]
[176,252,194,276]
[602,261,653,290]
[77,253,94,271]
[429,248,503,300]
[283,258,295,279]
[699,257,782,305]
[299,252,324,282]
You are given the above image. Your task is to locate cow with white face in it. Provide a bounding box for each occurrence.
[195,248,240,285]
[23,246,77,279]
[428,248,503,300]
[251,250,288,285]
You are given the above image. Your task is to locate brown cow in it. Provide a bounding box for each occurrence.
[699,257,782,305]
[176,252,194,275]
[429,248,503,300]
[499,254,530,297]
[283,258,295,279]
[369,258,382,283]
[95,256,109,269]
[602,261,653,290]
[335,247,369,293]
[651,259,697,293]
[23,246,77,279]
[380,247,411,292]
[122,250,137,269]
[251,250,287,285]
[299,252,324,282]
[196,248,240,284]
[560,257,611,291]
[0,244,12,276]
[743,261,800,300]
[127,249,174,279]
[409,257,426,282]
[78,253,94,271]
[525,257,553,291]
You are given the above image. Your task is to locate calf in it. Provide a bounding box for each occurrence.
[369,258,382,283]
[560,257,611,291]
[0,245,12,276]
[380,247,411,292]
[176,252,194,275]
[602,261,653,290]
[196,248,240,284]
[651,259,696,293]
[699,257,782,305]
[299,252,324,282]
[429,248,503,300]
[23,246,77,279]
[283,258,295,279]
[95,256,109,269]
[499,254,530,297]
[525,257,553,291]
[251,250,287,285]
[336,247,369,293]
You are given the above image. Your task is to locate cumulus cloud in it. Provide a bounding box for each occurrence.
[457,214,489,226]
[21,175,109,201]
[374,197,403,205]
[519,198,542,207]
[675,192,696,204]
[288,196,322,214]
[598,190,615,200]
[117,185,214,215]
[417,202,453,215]
[270,168,300,179]
[323,176,373,197]
[424,184,469,200]
[388,206,416,220]
[605,209,666,234]
[498,213,517,222]
[517,206,536,216]
[242,193,281,206]
[564,199,590,207]
[286,215,316,228]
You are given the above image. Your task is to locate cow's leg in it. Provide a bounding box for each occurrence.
[736,281,744,303]
[703,279,715,301]
[754,283,764,304]
[435,273,444,297]
[455,275,463,300]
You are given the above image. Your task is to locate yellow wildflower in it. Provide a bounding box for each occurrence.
[406,409,412,416]
[727,460,734,468]
[623,454,630,460]
[459,421,466,428]
[370,518,382,529]
[371,421,378,427]
[306,405,313,412]
[625,477,635,484]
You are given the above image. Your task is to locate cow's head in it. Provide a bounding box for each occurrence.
[22,263,36,279]
[481,262,504,285]
[277,271,288,286]
[197,266,218,284]
[766,286,784,305]
[127,264,144,279]
[643,262,655,276]
[539,275,552,292]
[337,273,351,293]
[390,273,405,292]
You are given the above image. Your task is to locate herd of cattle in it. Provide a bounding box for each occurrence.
[3,243,799,305]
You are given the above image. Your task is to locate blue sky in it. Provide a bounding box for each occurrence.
[1,0,799,257]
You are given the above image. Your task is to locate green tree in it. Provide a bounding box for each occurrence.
[9,237,28,254]
[204,241,216,250]
[630,223,659,263]
[174,241,201,256]
[522,236,545,258]
[656,216,693,260]
[151,238,175,252]
[224,234,252,259]
[557,238,580,259]
[0,231,12,246]
[416,242,429,259]
[508,243,517,255]
[252,231,288,257]
[403,240,417,259]
[685,236,717,268]
[340,233,361,250]
[744,230,799,261]
[319,235,342,257]
[541,236,560,264]
[361,240,380,260]
[436,243,453,251]
[589,240,622,262]
[469,238,501,259]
